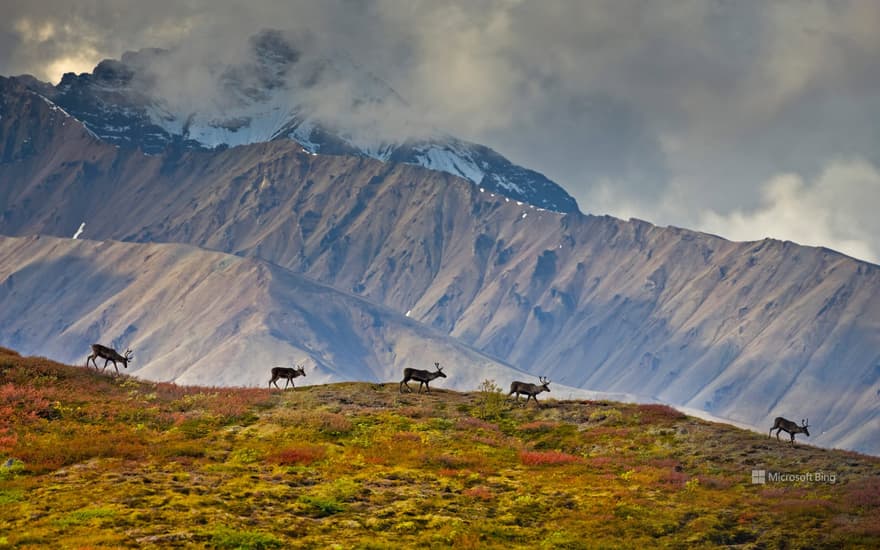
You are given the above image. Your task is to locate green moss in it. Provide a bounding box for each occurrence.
[299,494,346,516]
[425,417,455,431]
[589,408,624,424]
[229,447,262,465]
[207,526,283,549]
[540,530,592,550]
[0,459,25,480]
[54,507,117,527]
[176,417,215,438]
[0,489,23,504]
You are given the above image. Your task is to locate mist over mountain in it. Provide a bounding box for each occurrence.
[11,29,577,213]
[1,74,877,454]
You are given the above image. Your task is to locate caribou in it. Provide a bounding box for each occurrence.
[399,362,447,394]
[508,376,551,406]
[769,417,810,446]
[86,344,133,374]
[269,365,307,389]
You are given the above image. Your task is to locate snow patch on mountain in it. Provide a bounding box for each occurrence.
[410,143,485,184]
[33,92,101,141]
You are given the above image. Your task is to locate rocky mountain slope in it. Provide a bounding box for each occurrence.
[0,234,562,392]
[0,78,877,453]
[10,29,577,212]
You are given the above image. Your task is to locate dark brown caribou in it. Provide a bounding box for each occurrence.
[508,376,551,406]
[86,344,133,374]
[268,365,307,389]
[399,362,447,394]
[769,417,810,446]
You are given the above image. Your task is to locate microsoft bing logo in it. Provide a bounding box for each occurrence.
[750,469,836,484]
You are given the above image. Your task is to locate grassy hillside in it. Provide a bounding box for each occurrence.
[1,347,878,549]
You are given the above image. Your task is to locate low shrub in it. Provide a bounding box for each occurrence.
[588,408,623,423]
[463,486,494,501]
[311,411,353,435]
[517,421,559,432]
[519,450,582,466]
[456,417,499,432]
[474,379,507,420]
[845,477,880,509]
[636,403,686,422]
[268,444,326,466]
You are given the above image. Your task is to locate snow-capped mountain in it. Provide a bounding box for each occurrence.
[18,29,577,213]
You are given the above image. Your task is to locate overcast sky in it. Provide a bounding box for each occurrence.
[2,0,879,263]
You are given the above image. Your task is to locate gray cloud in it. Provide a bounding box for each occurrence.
[698,159,880,264]
[2,0,879,263]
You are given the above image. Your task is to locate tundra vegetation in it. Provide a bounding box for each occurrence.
[0,347,878,548]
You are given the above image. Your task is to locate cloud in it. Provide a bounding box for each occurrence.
[697,159,880,264]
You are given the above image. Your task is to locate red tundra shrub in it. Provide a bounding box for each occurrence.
[519,450,582,466]
[269,444,326,466]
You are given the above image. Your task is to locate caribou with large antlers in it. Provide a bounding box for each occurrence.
[508,376,551,406]
[769,417,810,446]
[269,365,306,389]
[86,344,133,374]
[399,362,447,394]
